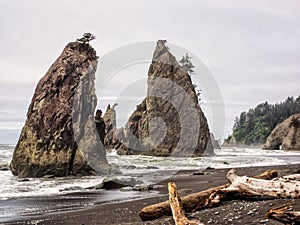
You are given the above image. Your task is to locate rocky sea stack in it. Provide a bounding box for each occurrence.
[10,41,109,178]
[117,40,212,157]
[263,113,300,150]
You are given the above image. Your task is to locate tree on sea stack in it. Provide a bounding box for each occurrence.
[10,38,111,178]
[76,32,96,44]
[179,53,195,75]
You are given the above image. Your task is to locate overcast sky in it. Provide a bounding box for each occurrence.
[0,0,300,144]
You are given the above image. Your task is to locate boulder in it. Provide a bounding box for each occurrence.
[95,177,137,190]
[117,40,212,157]
[263,113,300,150]
[10,41,109,178]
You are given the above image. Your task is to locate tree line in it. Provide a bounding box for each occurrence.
[226,95,300,145]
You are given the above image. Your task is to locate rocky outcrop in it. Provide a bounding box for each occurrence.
[10,42,109,178]
[117,40,212,157]
[210,133,221,150]
[95,109,106,145]
[102,104,123,151]
[263,113,300,150]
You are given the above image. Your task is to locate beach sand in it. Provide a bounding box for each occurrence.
[4,164,300,225]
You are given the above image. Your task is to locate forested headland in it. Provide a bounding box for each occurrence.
[225,95,300,146]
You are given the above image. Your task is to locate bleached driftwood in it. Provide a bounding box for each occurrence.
[139,169,278,221]
[273,174,300,181]
[206,169,300,207]
[168,182,203,225]
[225,169,299,198]
[267,204,300,224]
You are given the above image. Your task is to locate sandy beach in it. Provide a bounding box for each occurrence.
[2,163,299,225]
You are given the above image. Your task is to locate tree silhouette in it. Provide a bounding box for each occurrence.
[179,53,195,75]
[77,33,96,44]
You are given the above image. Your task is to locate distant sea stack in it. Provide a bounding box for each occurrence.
[117,40,212,157]
[10,41,109,178]
[263,113,300,150]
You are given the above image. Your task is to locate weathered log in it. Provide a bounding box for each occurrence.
[168,182,202,225]
[139,169,278,221]
[206,169,300,208]
[224,169,299,198]
[267,204,300,224]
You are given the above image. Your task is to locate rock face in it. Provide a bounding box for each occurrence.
[263,113,300,150]
[102,104,123,151]
[10,42,109,178]
[210,133,221,150]
[95,109,106,145]
[117,40,212,157]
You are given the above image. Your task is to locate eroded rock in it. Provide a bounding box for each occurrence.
[263,113,300,150]
[117,40,212,157]
[10,41,109,178]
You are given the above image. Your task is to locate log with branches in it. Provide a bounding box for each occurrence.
[267,204,300,225]
[205,169,300,207]
[139,169,278,221]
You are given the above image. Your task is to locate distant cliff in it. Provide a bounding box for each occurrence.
[224,96,300,147]
[10,41,109,178]
[263,113,300,150]
[116,40,212,156]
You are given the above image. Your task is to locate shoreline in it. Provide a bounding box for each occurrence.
[2,163,300,225]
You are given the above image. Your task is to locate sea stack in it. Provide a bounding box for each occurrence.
[10,41,109,178]
[263,113,300,150]
[117,40,212,157]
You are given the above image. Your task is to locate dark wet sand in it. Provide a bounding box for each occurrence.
[4,164,300,225]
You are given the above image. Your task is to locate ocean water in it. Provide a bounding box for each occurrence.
[0,144,300,222]
[1,144,300,200]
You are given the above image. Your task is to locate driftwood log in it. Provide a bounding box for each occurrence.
[139,169,278,221]
[168,182,202,225]
[206,169,300,207]
[267,204,300,224]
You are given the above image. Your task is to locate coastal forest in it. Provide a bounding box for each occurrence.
[226,95,300,145]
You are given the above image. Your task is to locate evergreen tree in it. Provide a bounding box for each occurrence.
[227,95,300,145]
[179,53,195,75]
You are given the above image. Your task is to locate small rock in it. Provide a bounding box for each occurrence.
[259,219,269,223]
[146,166,159,169]
[59,186,83,192]
[132,184,153,191]
[126,165,137,170]
[0,164,10,171]
[247,210,255,215]
[192,171,204,175]
[18,178,30,182]
[205,166,215,170]
[214,212,219,215]
[95,177,137,190]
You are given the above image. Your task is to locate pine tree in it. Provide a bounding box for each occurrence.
[179,53,195,75]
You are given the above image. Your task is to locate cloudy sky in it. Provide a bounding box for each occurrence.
[0,0,299,144]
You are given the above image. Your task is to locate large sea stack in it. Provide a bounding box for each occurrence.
[10,41,109,178]
[263,113,300,150]
[117,40,212,157]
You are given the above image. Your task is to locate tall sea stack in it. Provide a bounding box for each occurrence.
[10,41,109,178]
[117,40,212,156]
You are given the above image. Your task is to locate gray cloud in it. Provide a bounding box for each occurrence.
[1,0,300,142]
